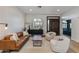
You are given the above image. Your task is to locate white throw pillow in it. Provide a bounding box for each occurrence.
[10,33,19,42]
[23,31,28,36]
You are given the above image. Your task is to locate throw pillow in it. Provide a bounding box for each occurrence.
[23,31,28,36]
[10,33,19,42]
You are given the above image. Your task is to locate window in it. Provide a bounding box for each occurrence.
[62,20,67,28]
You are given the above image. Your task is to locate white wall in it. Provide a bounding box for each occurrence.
[62,7,79,42]
[71,17,79,42]
[0,7,25,38]
[25,14,62,34]
[25,14,47,33]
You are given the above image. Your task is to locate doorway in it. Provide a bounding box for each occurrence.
[62,19,71,37]
[47,16,60,35]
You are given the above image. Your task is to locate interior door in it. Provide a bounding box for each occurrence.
[47,16,60,35]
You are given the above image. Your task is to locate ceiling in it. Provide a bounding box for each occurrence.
[17,6,75,15]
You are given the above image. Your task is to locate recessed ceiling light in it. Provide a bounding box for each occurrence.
[29,9,32,11]
[57,9,60,12]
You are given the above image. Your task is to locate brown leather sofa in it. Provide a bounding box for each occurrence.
[0,32,29,52]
